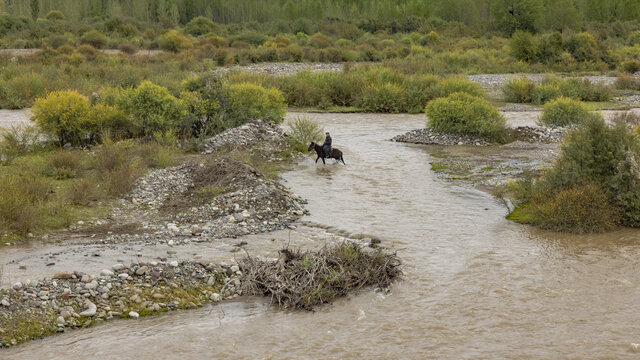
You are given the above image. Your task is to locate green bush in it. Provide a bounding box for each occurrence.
[627,30,640,46]
[430,76,484,99]
[508,117,640,231]
[92,140,142,196]
[184,16,220,37]
[286,116,323,152]
[530,83,560,104]
[80,30,109,49]
[45,150,83,180]
[508,182,619,233]
[309,32,332,48]
[158,30,192,52]
[620,60,640,74]
[224,82,286,125]
[117,81,186,137]
[0,73,48,109]
[208,35,228,48]
[32,90,92,146]
[357,83,405,113]
[539,97,593,126]
[564,32,599,63]
[502,77,535,103]
[425,92,507,142]
[510,31,537,62]
[44,10,65,21]
[118,43,137,54]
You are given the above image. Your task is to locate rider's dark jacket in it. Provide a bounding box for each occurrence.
[322,135,332,156]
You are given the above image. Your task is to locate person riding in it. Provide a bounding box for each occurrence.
[322,131,332,157]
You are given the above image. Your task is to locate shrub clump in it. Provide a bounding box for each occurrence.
[117,81,186,137]
[224,82,286,125]
[239,243,401,310]
[31,90,91,146]
[502,77,535,103]
[286,116,323,152]
[507,117,640,232]
[539,97,593,126]
[425,92,507,143]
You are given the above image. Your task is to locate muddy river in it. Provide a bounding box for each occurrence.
[3,112,640,359]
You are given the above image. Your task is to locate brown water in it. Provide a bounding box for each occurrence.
[4,112,640,359]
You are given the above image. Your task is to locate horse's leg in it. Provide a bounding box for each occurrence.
[315,156,319,163]
[341,155,346,165]
[321,157,326,165]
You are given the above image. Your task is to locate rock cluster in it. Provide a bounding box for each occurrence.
[216,62,348,76]
[203,120,285,154]
[129,164,194,210]
[0,260,242,347]
[391,128,491,146]
[509,126,566,143]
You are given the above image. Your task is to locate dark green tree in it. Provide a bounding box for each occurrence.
[29,0,39,20]
[493,0,542,35]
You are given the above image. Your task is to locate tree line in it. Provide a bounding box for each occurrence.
[0,0,638,35]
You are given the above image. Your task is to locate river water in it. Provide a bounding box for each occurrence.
[4,112,640,359]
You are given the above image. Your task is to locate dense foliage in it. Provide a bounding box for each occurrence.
[507,117,640,232]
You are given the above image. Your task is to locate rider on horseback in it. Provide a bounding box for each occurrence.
[322,132,332,158]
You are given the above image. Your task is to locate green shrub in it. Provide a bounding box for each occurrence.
[557,78,611,102]
[117,81,186,137]
[80,30,109,49]
[425,92,507,142]
[224,82,286,125]
[530,83,561,104]
[0,73,48,109]
[430,76,484,99]
[184,16,220,37]
[135,142,176,168]
[89,103,131,140]
[158,30,192,52]
[208,35,228,48]
[32,90,91,146]
[44,10,65,21]
[357,83,405,113]
[309,32,332,48]
[620,60,640,74]
[286,116,323,152]
[502,77,535,103]
[539,97,593,126]
[509,182,619,233]
[76,44,99,59]
[564,32,599,63]
[627,30,640,46]
[509,117,640,231]
[510,31,537,62]
[231,40,250,49]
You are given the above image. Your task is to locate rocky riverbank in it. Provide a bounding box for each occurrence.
[0,260,235,347]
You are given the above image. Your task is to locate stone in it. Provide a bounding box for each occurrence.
[85,280,98,290]
[56,316,65,325]
[169,261,179,267]
[210,293,222,302]
[79,300,97,316]
[1,299,9,307]
[52,272,74,280]
[230,265,240,273]
[136,266,149,276]
[128,311,139,319]
[191,224,203,235]
[11,282,22,290]
[100,269,115,277]
[60,310,70,319]
[118,273,129,280]
[112,263,126,271]
[81,275,90,283]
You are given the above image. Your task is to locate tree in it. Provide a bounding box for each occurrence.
[493,0,542,35]
[543,0,580,32]
[29,0,39,20]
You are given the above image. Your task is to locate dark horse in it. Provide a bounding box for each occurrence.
[308,142,345,165]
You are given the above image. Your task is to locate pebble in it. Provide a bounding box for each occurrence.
[1,299,10,307]
[100,269,115,277]
[79,300,97,316]
[169,261,179,267]
[11,282,22,290]
[136,266,149,276]
[129,311,139,319]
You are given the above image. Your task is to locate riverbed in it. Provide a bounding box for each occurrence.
[3,111,640,359]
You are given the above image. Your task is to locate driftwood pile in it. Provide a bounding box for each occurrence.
[239,242,401,310]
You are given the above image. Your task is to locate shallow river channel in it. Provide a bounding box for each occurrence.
[4,112,640,359]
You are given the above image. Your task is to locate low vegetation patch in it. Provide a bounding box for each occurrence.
[425,92,507,143]
[240,243,401,310]
[502,76,611,105]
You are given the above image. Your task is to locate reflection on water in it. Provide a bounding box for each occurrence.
[5,112,640,359]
